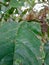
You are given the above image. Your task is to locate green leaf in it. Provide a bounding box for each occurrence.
[0,21,43,65]
[44,41,49,65]
[14,22,42,65]
[9,0,24,8]
[0,21,19,65]
[28,22,42,35]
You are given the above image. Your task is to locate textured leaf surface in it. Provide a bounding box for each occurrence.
[14,22,42,65]
[28,22,42,35]
[0,21,43,65]
[0,21,19,65]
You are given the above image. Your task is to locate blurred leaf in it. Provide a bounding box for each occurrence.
[47,26,49,37]
[4,0,10,2]
[9,0,24,8]
[28,0,35,7]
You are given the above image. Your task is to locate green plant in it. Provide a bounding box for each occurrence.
[0,0,49,65]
